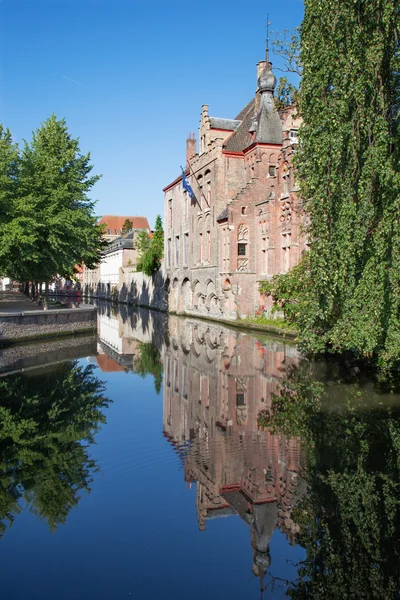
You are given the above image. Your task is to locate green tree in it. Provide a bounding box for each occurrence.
[264,3,400,371]
[0,114,106,286]
[0,361,109,536]
[0,126,20,276]
[136,215,164,276]
[121,218,133,234]
[270,27,301,110]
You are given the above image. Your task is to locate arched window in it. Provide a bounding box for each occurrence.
[197,175,203,210]
[204,169,211,206]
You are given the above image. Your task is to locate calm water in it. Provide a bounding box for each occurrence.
[1,305,400,599]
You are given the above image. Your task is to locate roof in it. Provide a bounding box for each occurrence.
[254,95,282,145]
[223,99,255,153]
[209,117,241,131]
[103,230,136,255]
[98,215,150,233]
[216,207,228,222]
[234,98,255,121]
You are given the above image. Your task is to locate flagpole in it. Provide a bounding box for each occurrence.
[186,162,210,209]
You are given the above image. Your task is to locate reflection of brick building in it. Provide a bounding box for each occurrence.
[163,42,305,319]
[163,317,304,587]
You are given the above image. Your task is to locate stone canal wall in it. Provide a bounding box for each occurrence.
[84,269,168,312]
[0,307,97,343]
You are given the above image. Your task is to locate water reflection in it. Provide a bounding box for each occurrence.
[2,303,400,598]
[0,362,109,538]
[94,306,400,596]
[163,317,305,591]
[266,360,400,598]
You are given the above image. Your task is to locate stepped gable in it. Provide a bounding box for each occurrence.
[223,99,255,153]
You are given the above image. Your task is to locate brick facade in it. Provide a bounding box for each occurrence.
[163,52,305,319]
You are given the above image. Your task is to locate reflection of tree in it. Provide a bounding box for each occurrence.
[263,361,400,598]
[133,342,163,394]
[0,361,109,537]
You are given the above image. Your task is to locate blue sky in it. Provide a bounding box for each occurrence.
[1,0,303,229]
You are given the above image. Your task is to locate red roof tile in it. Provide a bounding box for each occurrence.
[98,215,150,233]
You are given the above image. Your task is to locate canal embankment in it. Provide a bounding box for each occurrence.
[0,291,97,343]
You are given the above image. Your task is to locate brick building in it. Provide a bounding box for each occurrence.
[163,316,304,587]
[163,45,305,319]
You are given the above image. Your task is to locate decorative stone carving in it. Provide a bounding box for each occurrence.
[237,258,249,272]
[237,224,249,242]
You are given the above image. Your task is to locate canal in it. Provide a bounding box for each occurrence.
[0,304,400,599]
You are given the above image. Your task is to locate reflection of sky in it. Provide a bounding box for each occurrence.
[0,359,304,600]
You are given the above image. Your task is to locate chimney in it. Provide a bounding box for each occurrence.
[257,61,266,80]
[186,132,196,165]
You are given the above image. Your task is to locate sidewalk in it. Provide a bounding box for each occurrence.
[0,291,43,313]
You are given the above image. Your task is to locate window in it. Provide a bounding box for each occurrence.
[289,129,298,143]
[167,238,171,267]
[197,175,203,210]
[282,233,291,272]
[241,206,247,215]
[207,231,211,262]
[115,229,118,235]
[269,165,276,176]
[168,199,173,228]
[237,224,249,271]
[205,170,211,206]
[108,229,111,235]
[199,233,203,263]
[260,222,269,273]
[184,233,189,265]
[238,243,246,256]
[174,236,180,267]
[236,393,245,406]
[221,227,230,272]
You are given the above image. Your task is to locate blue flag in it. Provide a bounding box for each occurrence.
[181,166,195,198]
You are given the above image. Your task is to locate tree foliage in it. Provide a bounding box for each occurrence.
[136,215,164,277]
[263,358,400,598]
[271,27,301,110]
[0,114,105,283]
[0,361,109,536]
[133,341,163,394]
[265,2,400,372]
[121,219,133,234]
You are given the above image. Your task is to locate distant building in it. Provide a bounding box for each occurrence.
[83,216,151,297]
[163,43,305,319]
[98,215,151,241]
[0,278,11,291]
